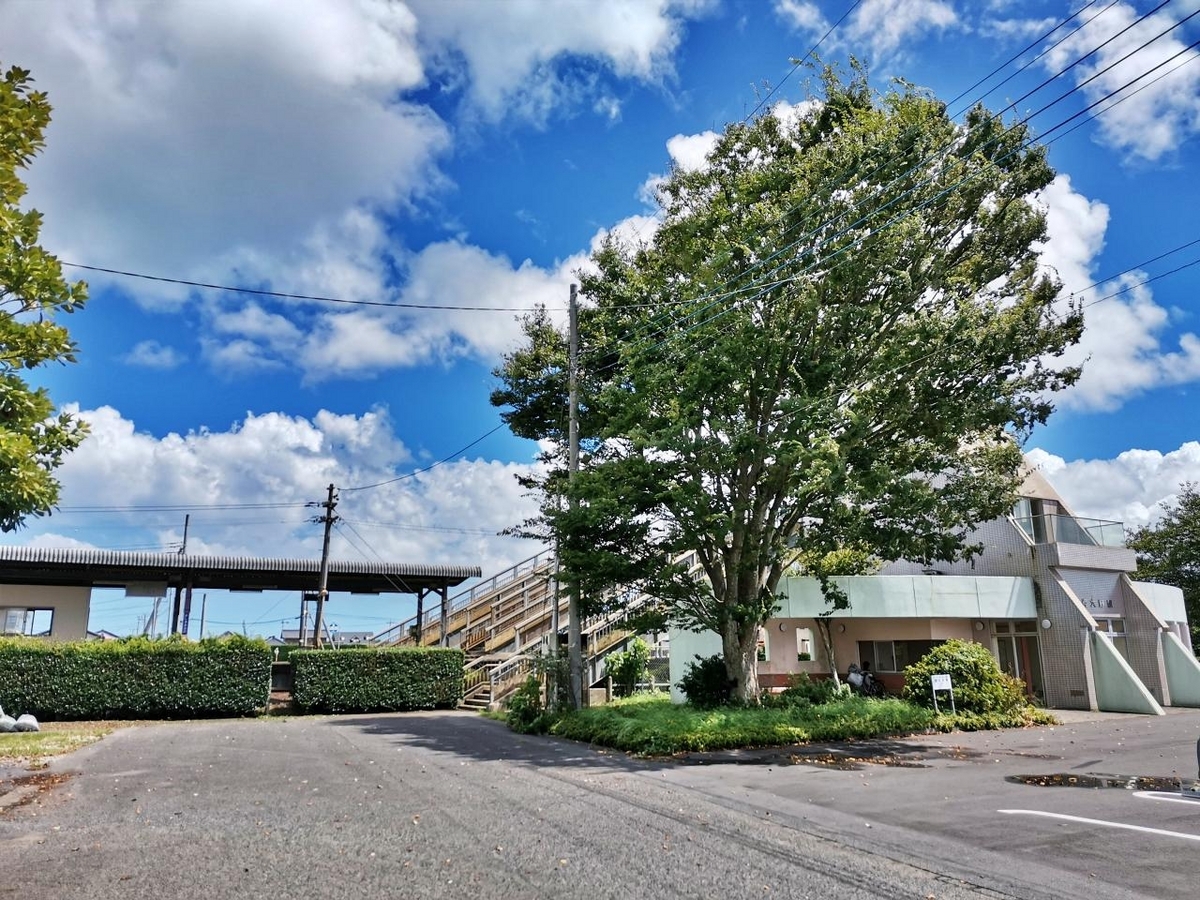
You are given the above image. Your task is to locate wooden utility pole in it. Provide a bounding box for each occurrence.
[169,514,190,634]
[567,283,583,709]
[312,484,337,649]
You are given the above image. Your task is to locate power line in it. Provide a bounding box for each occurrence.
[572,4,1167,367]
[339,517,516,537]
[56,501,307,513]
[743,0,864,122]
[611,19,1200,366]
[946,0,1113,112]
[60,261,677,314]
[61,263,545,312]
[341,422,509,492]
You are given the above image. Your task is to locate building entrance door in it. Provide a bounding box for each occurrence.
[995,621,1045,703]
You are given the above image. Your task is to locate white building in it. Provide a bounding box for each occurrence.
[670,470,1199,713]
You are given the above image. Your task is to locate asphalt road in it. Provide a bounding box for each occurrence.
[1,709,1197,899]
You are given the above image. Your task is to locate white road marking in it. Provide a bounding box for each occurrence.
[1133,790,1200,805]
[998,809,1200,842]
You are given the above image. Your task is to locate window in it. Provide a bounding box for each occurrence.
[1095,618,1128,660]
[0,607,53,636]
[857,640,942,673]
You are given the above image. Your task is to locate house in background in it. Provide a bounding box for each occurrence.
[670,469,1200,713]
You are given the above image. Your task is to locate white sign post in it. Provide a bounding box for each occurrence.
[931,673,955,715]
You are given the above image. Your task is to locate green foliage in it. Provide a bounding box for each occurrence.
[901,639,1028,714]
[546,691,1057,755]
[932,707,1057,732]
[290,647,464,713]
[1128,483,1200,644]
[549,693,937,755]
[504,675,553,734]
[606,637,652,697]
[0,634,271,719]
[0,63,88,532]
[766,672,837,709]
[493,63,1083,705]
[677,654,734,709]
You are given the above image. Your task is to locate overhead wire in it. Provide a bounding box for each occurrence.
[743,0,865,122]
[341,422,509,492]
[340,517,514,538]
[946,0,1113,112]
[542,12,1200,490]
[572,1,1184,368]
[599,10,1200,366]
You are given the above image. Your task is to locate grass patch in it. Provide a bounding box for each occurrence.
[0,721,125,767]
[542,693,1055,755]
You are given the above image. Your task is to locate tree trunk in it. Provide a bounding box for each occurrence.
[815,618,842,690]
[721,618,761,704]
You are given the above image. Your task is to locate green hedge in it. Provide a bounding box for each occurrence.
[290,647,464,713]
[0,635,272,720]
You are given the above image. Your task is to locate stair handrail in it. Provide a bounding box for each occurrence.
[416,549,556,632]
[489,653,535,690]
[370,549,556,645]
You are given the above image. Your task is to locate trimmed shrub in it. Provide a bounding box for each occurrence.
[902,639,1028,714]
[291,646,464,713]
[764,672,836,710]
[678,654,733,708]
[0,634,272,720]
[605,637,651,698]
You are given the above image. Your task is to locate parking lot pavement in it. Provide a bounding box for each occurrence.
[653,709,1200,900]
[0,709,1196,900]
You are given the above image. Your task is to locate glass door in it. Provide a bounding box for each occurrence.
[994,621,1045,702]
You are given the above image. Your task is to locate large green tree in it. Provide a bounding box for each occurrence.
[493,67,1083,703]
[1128,484,1200,646]
[0,64,88,531]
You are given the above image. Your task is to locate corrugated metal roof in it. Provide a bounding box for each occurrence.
[0,545,481,592]
[0,545,478,577]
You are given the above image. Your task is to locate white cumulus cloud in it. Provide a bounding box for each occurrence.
[1027,443,1200,527]
[37,405,543,574]
[775,0,959,61]
[1038,2,1200,162]
[1036,175,1200,411]
[408,0,714,124]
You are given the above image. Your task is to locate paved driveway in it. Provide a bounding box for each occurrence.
[0,709,1197,899]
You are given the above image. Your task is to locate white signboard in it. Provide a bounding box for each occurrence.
[931,673,952,691]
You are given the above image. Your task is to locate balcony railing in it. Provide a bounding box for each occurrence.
[1012,513,1125,548]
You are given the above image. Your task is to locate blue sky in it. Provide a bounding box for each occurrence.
[4,0,1200,637]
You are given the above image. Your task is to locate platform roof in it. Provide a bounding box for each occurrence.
[0,546,480,595]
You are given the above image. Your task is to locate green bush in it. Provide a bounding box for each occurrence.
[764,672,836,709]
[605,637,651,698]
[678,654,732,708]
[902,639,1028,714]
[291,646,463,713]
[0,634,271,720]
[505,675,554,734]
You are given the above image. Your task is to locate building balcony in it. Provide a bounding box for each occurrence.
[1012,513,1126,548]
